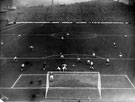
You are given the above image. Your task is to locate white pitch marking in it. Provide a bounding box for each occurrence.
[3,74,135,90]
[21,74,46,76]
[125,75,135,89]
[0,57,135,60]
[11,74,22,88]
[52,22,60,24]
[14,21,128,25]
[0,87,134,90]
[51,33,97,39]
[62,22,72,24]
[0,87,14,89]
[101,88,135,90]
[43,22,50,23]
[1,33,134,37]
[101,74,127,77]
[0,101,45,102]
[49,87,97,89]
[48,71,99,74]
[16,22,49,24]
[15,21,127,24]
[1,24,26,33]
[0,87,46,89]
[1,101,47,102]
[12,87,46,89]
[76,22,87,24]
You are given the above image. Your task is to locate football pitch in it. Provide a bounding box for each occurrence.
[0,23,135,102]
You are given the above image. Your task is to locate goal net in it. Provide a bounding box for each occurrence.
[45,71,101,99]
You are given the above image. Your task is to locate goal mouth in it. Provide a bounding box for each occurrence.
[46,71,101,99]
[51,32,97,39]
[48,71,99,88]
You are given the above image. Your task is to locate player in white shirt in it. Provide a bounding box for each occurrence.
[0,95,9,102]
[60,54,64,59]
[13,56,18,62]
[106,58,110,66]
[60,53,64,59]
[62,64,67,71]
[124,35,127,38]
[50,73,54,81]
[113,42,116,48]
[92,51,96,57]
[66,33,69,36]
[42,62,46,71]
[57,66,61,71]
[61,36,64,40]
[77,56,81,63]
[90,61,94,69]
[20,63,25,71]
[87,59,91,65]
[66,33,70,38]
[119,52,123,58]
[18,34,22,38]
[29,45,34,51]
[1,41,4,45]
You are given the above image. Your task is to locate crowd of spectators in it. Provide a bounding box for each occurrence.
[1,1,135,26]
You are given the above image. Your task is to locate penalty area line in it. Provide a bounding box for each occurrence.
[125,75,135,89]
[21,74,47,76]
[11,74,22,88]
[0,87,134,90]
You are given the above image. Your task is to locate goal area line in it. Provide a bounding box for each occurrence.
[47,71,100,74]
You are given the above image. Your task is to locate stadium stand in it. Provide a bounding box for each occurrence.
[0,1,134,24]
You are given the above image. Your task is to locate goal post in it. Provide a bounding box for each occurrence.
[98,72,102,98]
[45,72,50,98]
